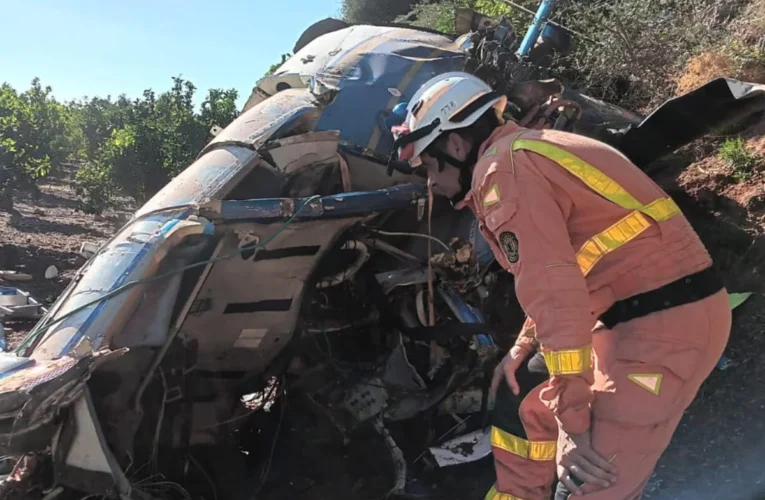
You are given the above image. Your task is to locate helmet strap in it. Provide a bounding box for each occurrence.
[428,143,481,202]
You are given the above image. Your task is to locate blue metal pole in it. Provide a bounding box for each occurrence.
[517,0,557,57]
[217,184,428,222]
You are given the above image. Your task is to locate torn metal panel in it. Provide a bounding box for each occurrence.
[62,397,112,474]
[375,267,430,294]
[616,78,765,168]
[27,215,208,360]
[0,288,46,320]
[263,130,343,197]
[248,25,465,158]
[176,217,363,373]
[0,350,125,457]
[137,147,256,217]
[54,390,131,498]
[382,334,426,392]
[209,89,321,153]
[264,130,340,174]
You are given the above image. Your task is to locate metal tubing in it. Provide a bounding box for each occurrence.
[517,0,557,57]
[216,184,428,222]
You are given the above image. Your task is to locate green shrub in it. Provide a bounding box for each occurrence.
[718,137,762,181]
[0,79,73,209]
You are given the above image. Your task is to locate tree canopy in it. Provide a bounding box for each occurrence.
[0,77,239,212]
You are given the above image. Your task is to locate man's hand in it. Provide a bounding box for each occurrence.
[556,428,617,495]
[490,345,531,398]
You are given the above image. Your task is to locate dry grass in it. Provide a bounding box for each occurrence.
[734,0,765,46]
[675,48,765,95]
[675,51,738,95]
[674,0,765,94]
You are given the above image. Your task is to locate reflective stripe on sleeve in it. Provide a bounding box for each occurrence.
[542,345,592,376]
[490,426,556,461]
[485,484,530,500]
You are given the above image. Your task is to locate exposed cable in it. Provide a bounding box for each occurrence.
[251,377,287,499]
[315,240,369,289]
[370,230,451,252]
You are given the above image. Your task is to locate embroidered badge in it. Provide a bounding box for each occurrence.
[627,373,663,396]
[482,184,500,207]
[482,145,498,158]
[499,232,519,263]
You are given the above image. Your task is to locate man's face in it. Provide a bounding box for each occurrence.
[419,132,470,199]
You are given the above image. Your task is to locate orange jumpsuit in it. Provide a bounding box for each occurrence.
[457,122,731,499]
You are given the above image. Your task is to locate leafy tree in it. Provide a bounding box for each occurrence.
[200,89,239,130]
[0,78,71,210]
[75,77,240,212]
[264,53,292,77]
[342,0,417,24]
[395,0,532,35]
[68,95,130,162]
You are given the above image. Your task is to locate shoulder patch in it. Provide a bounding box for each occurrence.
[499,232,519,263]
[482,145,498,158]
[627,373,663,396]
[482,183,500,207]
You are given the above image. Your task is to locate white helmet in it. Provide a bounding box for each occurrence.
[391,72,507,168]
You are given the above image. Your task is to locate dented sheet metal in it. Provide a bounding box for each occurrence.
[22,213,205,360]
[207,89,321,152]
[249,25,466,158]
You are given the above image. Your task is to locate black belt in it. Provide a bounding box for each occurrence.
[599,266,724,330]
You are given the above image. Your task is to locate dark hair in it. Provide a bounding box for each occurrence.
[425,108,501,156]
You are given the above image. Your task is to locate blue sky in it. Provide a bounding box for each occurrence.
[0,0,342,108]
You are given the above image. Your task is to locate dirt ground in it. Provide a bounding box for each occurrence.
[0,174,134,349]
[1,129,764,499]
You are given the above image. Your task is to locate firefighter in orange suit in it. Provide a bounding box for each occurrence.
[389,72,731,499]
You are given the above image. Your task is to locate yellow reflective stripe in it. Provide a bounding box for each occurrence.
[490,427,556,461]
[542,345,592,375]
[642,197,681,221]
[513,138,645,211]
[576,210,652,276]
[512,138,683,277]
[512,138,682,222]
[485,484,529,500]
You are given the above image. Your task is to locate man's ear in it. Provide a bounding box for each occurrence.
[446,131,468,159]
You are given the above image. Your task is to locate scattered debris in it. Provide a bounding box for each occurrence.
[78,242,100,260]
[729,292,754,310]
[0,287,46,320]
[0,272,32,282]
[715,355,735,371]
[428,427,492,467]
[712,292,756,371]
[43,266,58,280]
[373,418,407,494]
